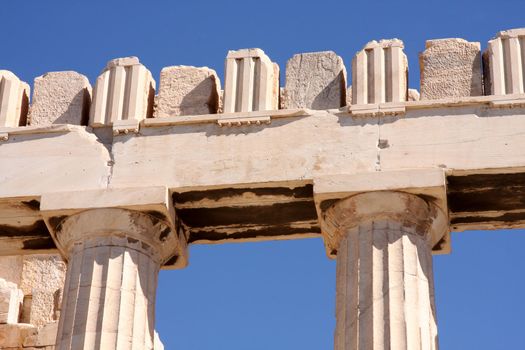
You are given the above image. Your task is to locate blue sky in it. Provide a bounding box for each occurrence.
[2,0,525,348]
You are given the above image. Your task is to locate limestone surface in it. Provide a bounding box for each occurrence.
[29,71,92,126]
[20,255,66,327]
[283,51,347,109]
[408,88,420,101]
[420,38,482,100]
[155,66,220,117]
[0,279,23,324]
[0,70,30,127]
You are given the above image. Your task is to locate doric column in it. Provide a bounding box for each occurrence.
[322,191,447,350]
[52,208,179,350]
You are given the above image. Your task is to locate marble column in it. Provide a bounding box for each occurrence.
[52,208,178,350]
[322,192,447,350]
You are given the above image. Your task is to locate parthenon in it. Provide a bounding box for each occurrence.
[1,27,525,349]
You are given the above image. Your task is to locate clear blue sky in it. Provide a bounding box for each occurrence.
[3,0,525,348]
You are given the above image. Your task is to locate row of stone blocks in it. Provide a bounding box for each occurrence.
[0,28,524,128]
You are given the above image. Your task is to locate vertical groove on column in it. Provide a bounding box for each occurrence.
[57,247,84,350]
[335,219,438,350]
[358,222,373,349]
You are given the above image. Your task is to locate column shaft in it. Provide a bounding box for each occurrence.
[56,237,159,350]
[334,219,438,350]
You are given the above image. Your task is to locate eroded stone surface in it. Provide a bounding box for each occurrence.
[0,70,30,127]
[420,38,482,100]
[155,66,220,117]
[0,279,23,324]
[408,88,420,101]
[29,71,92,126]
[20,255,66,327]
[283,51,346,109]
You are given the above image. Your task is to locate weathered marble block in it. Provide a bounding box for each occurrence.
[90,56,155,126]
[29,71,92,126]
[420,38,482,100]
[20,255,66,327]
[155,66,220,117]
[0,70,30,127]
[0,278,23,324]
[283,51,347,109]
[223,48,279,113]
[352,39,408,104]
[483,28,525,95]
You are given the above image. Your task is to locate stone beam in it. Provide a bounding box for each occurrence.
[1,97,525,254]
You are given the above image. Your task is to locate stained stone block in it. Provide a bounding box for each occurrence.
[29,71,92,126]
[223,48,279,113]
[90,56,155,126]
[483,28,525,95]
[0,70,30,127]
[155,66,220,117]
[420,38,482,100]
[20,255,66,327]
[0,278,23,324]
[283,51,347,109]
[352,39,408,104]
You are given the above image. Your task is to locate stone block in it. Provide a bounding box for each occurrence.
[20,255,66,327]
[29,71,92,126]
[420,38,482,100]
[22,321,58,347]
[408,88,420,101]
[483,28,525,95]
[154,66,220,117]
[223,48,279,113]
[0,70,30,127]
[90,56,155,126]
[346,86,352,105]
[154,330,164,350]
[0,323,36,348]
[0,279,23,324]
[283,51,347,109]
[352,39,408,104]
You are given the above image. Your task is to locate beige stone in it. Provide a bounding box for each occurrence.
[20,255,66,327]
[0,278,23,324]
[420,38,482,100]
[0,323,36,348]
[352,39,408,104]
[89,56,155,126]
[484,28,525,95]
[0,70,30,127]
[29,71,92,126]
[223,48,279,113]
[345,86,352,105]
[408,88,420,101]
[323,192,444,350]
[155,66,220,117]
[22,321,58,347]
[154,331,164,350]
[283,51,347,109]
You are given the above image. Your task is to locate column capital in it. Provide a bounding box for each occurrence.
[53,208,179,265]
[321,191,448,258]
[40,186,188,268]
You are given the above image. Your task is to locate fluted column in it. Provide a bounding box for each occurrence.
[52,208,179,350]
[322,192,447,350]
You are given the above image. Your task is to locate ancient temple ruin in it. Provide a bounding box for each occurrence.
[1,28,525,349]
